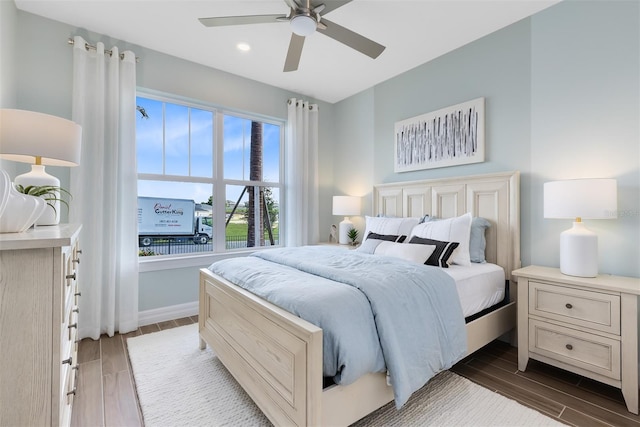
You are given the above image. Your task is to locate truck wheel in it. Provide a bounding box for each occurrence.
[140,237,153,247]
[194,235,209,244]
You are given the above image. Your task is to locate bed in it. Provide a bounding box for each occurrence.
[199,171,520,426]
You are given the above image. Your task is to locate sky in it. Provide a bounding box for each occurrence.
[135,96,281,209]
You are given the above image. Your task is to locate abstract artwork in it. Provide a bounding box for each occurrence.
[394,98,485,172]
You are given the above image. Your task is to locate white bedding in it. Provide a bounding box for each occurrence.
[443,263,505,318]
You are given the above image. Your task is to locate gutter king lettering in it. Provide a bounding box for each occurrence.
[154,203,184,216]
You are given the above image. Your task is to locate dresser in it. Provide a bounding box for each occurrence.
[513,265,639,414]
[0,224,82,426]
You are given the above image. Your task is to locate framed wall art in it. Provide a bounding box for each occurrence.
[394,97,485,172]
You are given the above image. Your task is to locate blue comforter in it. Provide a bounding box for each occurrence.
[208,246,467,408]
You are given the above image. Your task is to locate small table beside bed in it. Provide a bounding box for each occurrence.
[199,171,521,426]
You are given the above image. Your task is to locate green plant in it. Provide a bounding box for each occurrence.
[15,184,71,216]
[347,227,359,244]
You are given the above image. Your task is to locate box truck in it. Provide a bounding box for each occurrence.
[137,197,212,246]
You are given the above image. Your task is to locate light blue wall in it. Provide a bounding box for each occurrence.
[326,87,376,235]
[0,0,18,175]
[334,0,639,278]
[529,0,639,277]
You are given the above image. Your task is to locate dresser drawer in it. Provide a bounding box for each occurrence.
[529,281,620,334]
[529,319,621,380]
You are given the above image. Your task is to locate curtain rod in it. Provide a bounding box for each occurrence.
[67,38,140,62]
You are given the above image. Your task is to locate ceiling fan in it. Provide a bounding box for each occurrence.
[198,0,386,72]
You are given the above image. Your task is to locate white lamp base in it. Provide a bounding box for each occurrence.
[14,165,61,226]
[559,221,598,278]
[338,216,353,245]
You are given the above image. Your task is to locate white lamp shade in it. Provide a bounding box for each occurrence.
[0,109,82,166]
[332,196,361,216]
[544,179,617,219]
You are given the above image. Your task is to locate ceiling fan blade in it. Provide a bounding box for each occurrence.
[283,33,305,72]
[318,18,385,59]
[320,0,352,15]
[199,14,286,27]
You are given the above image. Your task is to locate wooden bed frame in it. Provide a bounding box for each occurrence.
[199,171,521,426]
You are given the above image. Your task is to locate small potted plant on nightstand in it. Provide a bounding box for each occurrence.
[347,227,359,246]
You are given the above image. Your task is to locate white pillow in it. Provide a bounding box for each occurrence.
[363,216,420,240]
[409,212,472,266]
[374,241,436,265]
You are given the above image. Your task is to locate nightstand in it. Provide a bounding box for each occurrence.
[512,265,639,414]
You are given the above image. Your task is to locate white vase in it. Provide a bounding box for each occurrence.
[0,169,47,233]
[14,164,61,225]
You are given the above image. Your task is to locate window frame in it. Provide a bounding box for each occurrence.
[136,89,286,272]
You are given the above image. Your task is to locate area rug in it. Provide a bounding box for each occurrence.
[127,324,564,426]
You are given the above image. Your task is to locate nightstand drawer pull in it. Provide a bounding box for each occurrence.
[62,357,73,365]
[66,273,76,280]
[565,303,572,309]
[73,258,80,264]
[72,307,79,313]
[68,323,77,330]
[74,292,81,297]
[566,344,573,350]
[67,388,76,396]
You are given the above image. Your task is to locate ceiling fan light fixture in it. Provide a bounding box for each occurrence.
[290,14,316,37]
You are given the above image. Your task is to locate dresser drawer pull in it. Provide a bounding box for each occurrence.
[566,344,573,350]
[565,303,573,309]
[68,323,78,330]
[67,388,76,396]
[77,249,83,254]
[73,258,80,264]
[72,307,79,313]
[62,357,73,365]
[66,273,77,280]
[74,292,81,297]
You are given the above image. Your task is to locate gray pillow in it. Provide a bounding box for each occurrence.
[470,217,491,263]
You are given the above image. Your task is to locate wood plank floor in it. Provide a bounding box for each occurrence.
[71,318,640,427]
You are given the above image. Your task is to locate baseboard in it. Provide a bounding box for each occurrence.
[138,301,198,326]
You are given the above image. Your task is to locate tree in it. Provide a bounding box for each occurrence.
[247,121,264,247]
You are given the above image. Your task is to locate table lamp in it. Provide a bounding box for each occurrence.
[0,109,82,225]
[332,195,360,245]
[543,178,617,278]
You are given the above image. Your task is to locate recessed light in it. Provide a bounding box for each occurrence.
[237,43,251,52]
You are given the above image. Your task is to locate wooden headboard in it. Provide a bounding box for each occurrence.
[373,171,521,281]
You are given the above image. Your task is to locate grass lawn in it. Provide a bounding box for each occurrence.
[225,221,278,241]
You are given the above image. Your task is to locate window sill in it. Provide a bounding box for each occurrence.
[138,249,256,273]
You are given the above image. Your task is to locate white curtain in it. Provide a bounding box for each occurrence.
[285,98,319,246]
[70,36,139,339]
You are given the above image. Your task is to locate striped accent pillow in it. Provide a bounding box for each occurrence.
[408,236,460,268]
[366,232,407,243]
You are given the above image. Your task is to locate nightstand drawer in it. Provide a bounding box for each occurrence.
[529,281,620,335]
[529,319,621,380]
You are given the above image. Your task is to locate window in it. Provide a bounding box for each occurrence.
[136,93,284,258]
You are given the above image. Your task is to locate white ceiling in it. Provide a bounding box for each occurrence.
[15,0,560,104]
